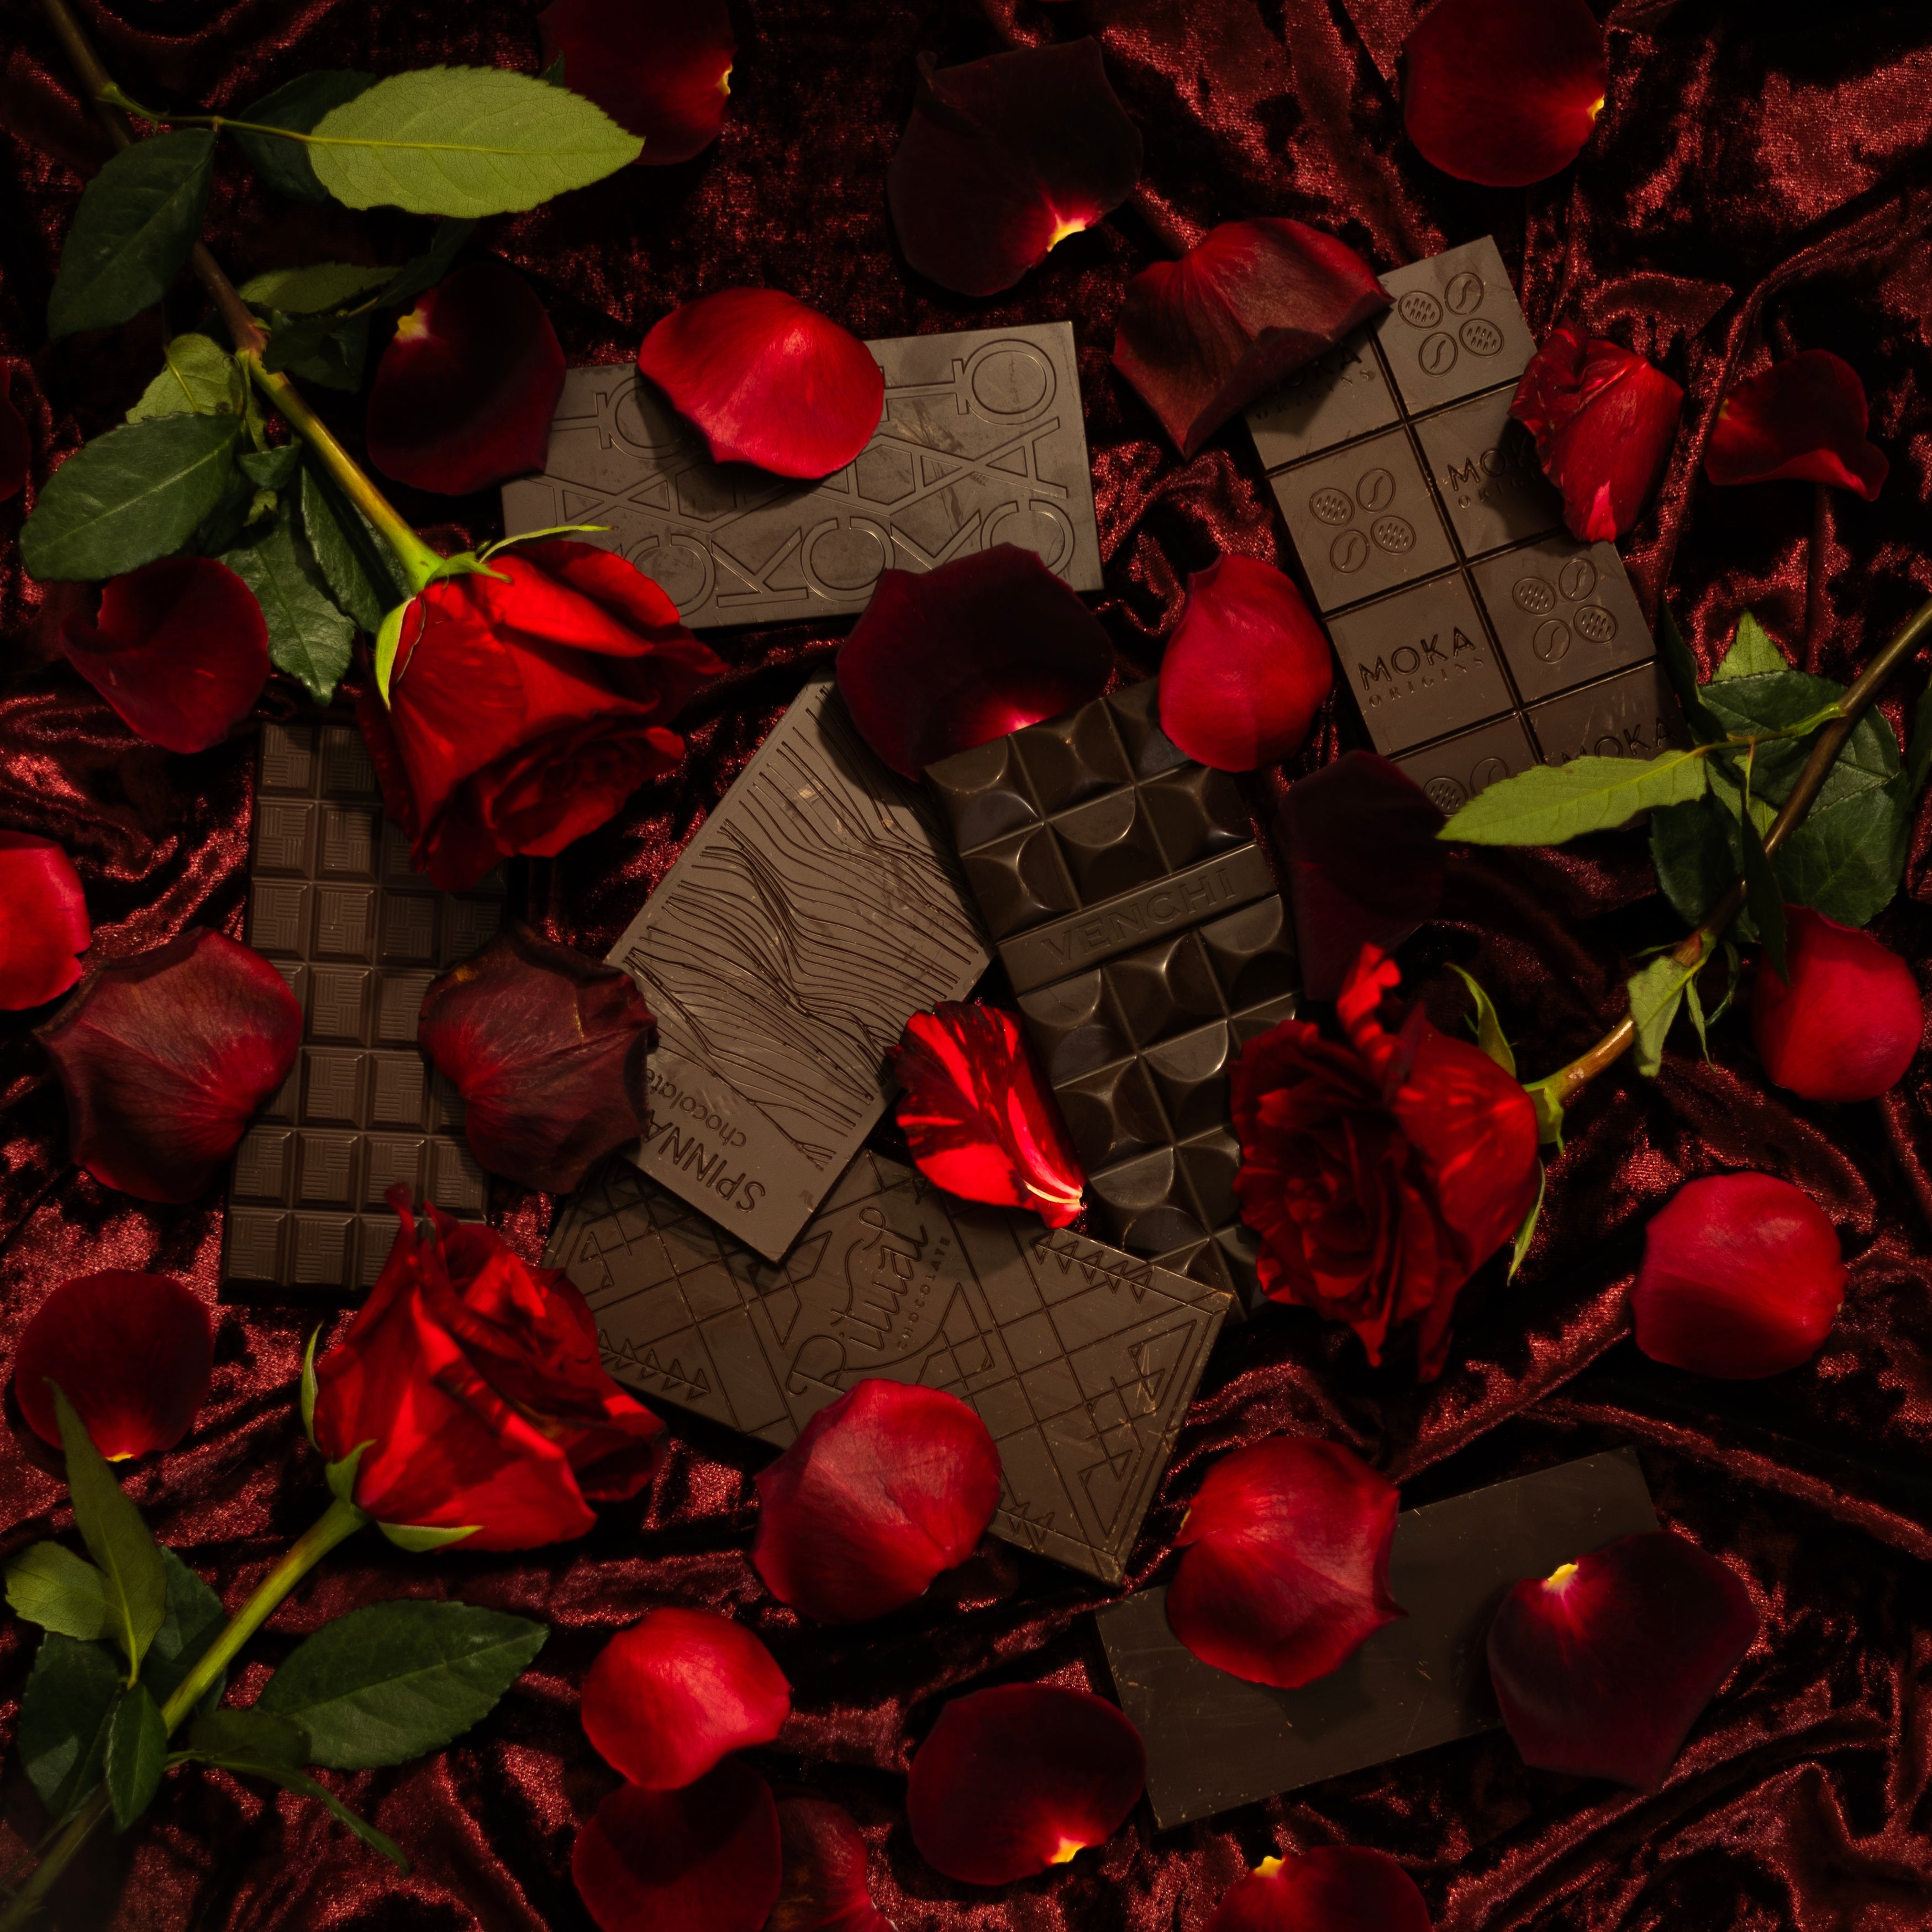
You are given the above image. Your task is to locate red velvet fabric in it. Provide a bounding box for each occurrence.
[2,2,1930,1928]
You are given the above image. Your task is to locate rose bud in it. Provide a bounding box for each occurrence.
[60,556,269,754]
[1205,1847,1433,1932]
[771,1798,891,1932]
[356,539,722,891]
[312,1186,665,1550]
[0,387,31,501]
[1752,906,1922,1101]
[1631,1172,1846,1380]
[907,1684,1145,1884]
[1705,351,1887,499]
[751,1379,1001,1623]
[1486,1530,1759,1791]
[13,1271,213,1460]
[36,929,301,1204]
[539,0,735,166]
[0,833,89,1009]
[1231,946,1540,1377]
[636,289,883,480]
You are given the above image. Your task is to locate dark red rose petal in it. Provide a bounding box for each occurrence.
[0,389,30,501]
[1705,351,1888,500]
[1112,219,1390,459]
[836,545,1113,779]
[887,40,1143,297]
[1167,1438,1403,1689]
[907,1684,1144,1884]
[573,1760,781,1932]
[0,833,89,1010]
[1752,906,1921,1101]
[1158,555,1332,772]
[637,289,883,480]
[771,1799,891,1932]
[539,0,735,165]
[1205,1847,1433,1932]
[1486,1530,1759,1791]
[1402,0,1607,187]
[751,1379,1001,1624]
[367,260,566,496]
[60,557,269,755]
[13,1271,213,1460]
[891,1003,1084,1226]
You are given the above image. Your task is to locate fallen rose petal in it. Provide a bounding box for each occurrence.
[539,0,735,165]
[0,389,30,501]
[0,834,89,1010]
[61,556,269,754]
[1113,220,1390,458]
[907,1684,1144,1884]
[14,1272,213,1459]
[1205,1846,1433,1932]
[36,929,302,1204]
[1752,906,1922,1101]
[887,40,1142,297]
[836,545,1113,778]
[1167,1437,1403,1689]
[574,1760,781,1932]
[1487,1530,1759,1791]
[1705,351,1888,499]
[771,1799,891,1932]
[637,289,883,480]
[752,1379,1001,1624]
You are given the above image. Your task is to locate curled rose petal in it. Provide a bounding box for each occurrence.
[887,40,1143,297]
[14,1272,213,1460]
[573,1760,781,1932]
[1486,1531,1760,1791]
[1752,906,1922,1102]
[36,929,302,1204]
[1167,1438,1402,1689]
[1157,555,1331,772]
[367,260,566,496]
[890,1003,1085,1226]
[1113,219,1390,459]
[1402,0,1608,187]
[60,556,269,754]
[637,289,883,480]
[751,1379,1001,1624]
[771,1798,891,1932]
[1705,351,1888,500]
[0,833,90,1010]
[0,389,30,501]
[417,922,654,1193]
[539,0,735,165]
[907,1684,1144,1884]
[1205,1847,1433,1932]
[836,545,1112,779]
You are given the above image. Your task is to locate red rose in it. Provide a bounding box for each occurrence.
[312,1187,665,1550]
[357,540,722,891]
[1231,946,1540,1377]
[1751,906,1922,1102]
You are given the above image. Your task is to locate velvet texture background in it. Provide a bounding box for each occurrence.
[2,1,1930,1927]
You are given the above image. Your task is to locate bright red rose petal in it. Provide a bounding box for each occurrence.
[1113,220,1390,459]
[836,545,1113,779]
[14,1272,212,1459]
[1205,1847,1433,1932]
[887,40,1143,297]
[1752,906,1921,1101]
[0,833,89,1010]
[752,1379,1001,1624]
[907,1684,1144,1884]
[61,557,269,755]
[891,1003,1085,1226]
[0,389,30,501]
[539,0,734,165]
[637,289,883,480]
[36,929,301,1204]
[771,1798,891,1932]
[1705,351,1888,499]
[573,1760,781,1932]
[1487,1530,1759,1791]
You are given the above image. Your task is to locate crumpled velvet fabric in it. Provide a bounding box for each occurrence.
[1,2,1930,1928]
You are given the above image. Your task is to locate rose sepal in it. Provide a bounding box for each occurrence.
[381,1521,481,1552]
[320,1435,481,1550]
[477,524,609,557]
[300,1327,321,1448]
[323,1440,375,1513]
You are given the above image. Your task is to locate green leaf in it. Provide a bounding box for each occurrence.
[371,218,473,312]
[222,503,355,702]
[19,1634,123,1819]
[126,333,244,424]
[1650,788,1741,931]
[1700,671,1884,815]
[50,1387,167,1680]
[1657,604,1724,744]
[1776,782,1910,929]
[1446,964,1515,1077]
[240,445,303,490]
[105,1682,167,1830]
[301,463,408,632]
[1682,958,1712,1060]
[231,71,377,203]
[539,52,567,86]
[256,1601,546,1769]
[262,309,370,392]
[186,1705,309,1770]
[142,1548,229,1710]
[238,261,395,314]
[1627,951,1699,1078]
[48,131,214,337]
[1508,1161,1546,1281]
[1736,798,1788,982]
[1440,749,1710,846]
[5,1542,108,1641]
[307,67,641,218]
[1714,611,1790,682]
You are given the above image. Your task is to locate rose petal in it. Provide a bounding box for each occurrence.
[573,1760,782,1932]
[771,1798,891,1932]
[835,545,1113,779]
[636,289,883,480]
[887,40,1142,297]
[1705,351,1888,499]
[1205,1847,1433,1932]
[906,1684,1145,1884]
[1113,220,1391,459]
[0,833,89,1010]
[1486,1530,1760,1791]
[751,1379,1001,1624]
[1751,906,1922,1101]
[35,929,302,1204]
[13,1272,213,1460]
[539,0,735,165]
[1402,0,1608,187]
[367,260,566,496]
[1167,1437,1403,1689]
[60,557,269,755]
[0,389,30,501]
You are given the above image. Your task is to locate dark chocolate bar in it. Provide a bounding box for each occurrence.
[1097,1449,1660,1829]
[501,324,1104,630]
[544,1151,1232,1584]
